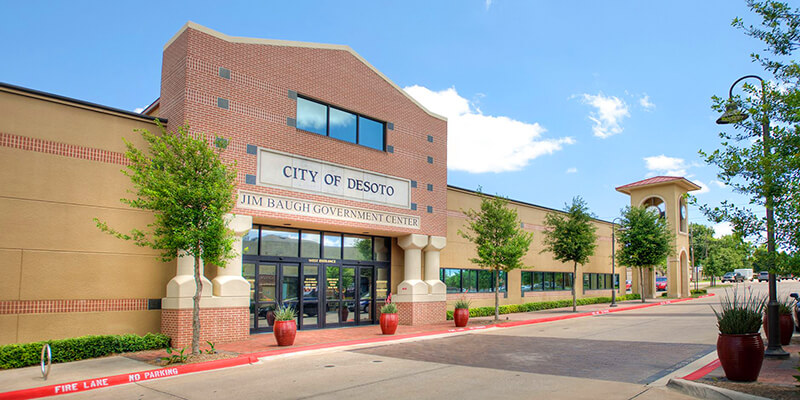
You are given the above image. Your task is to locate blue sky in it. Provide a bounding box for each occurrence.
[0,1,770,235]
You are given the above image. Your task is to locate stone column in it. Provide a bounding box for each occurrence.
[667,256,680,298]
[395,234,429,299]
[165,251,212,304]
[423,236,446,295]
[161,214,252,347]
[212,214,252,299]
[394,234,446,325]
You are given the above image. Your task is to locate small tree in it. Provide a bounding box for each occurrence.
[541,197,597,312]
[95,123,237,355]
[459,192,533,320]
[615,206,674,303]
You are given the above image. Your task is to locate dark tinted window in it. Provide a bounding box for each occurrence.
[296,97,328,136]
[329,107,357,143]
[358,116,384,150]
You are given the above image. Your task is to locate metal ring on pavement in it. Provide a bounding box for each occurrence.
[41,344,51,380]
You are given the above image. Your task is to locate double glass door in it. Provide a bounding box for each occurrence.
[324,266,374,327]
[245,262,380,331]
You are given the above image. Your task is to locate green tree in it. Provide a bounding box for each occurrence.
[459,192,533,320]
[615,206,674,303]
[701,0,800,254]
[690,223,715,271]
[95,123,237,355]
[541,197,598,312]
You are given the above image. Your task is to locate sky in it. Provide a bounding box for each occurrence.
[0,0,775,237]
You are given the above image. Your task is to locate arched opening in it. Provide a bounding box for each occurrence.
[642,196,666,219]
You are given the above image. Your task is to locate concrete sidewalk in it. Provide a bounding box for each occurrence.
[0,296,719,398]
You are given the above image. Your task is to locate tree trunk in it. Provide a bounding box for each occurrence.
[494,269,500,321]
[192,251,201,355]
[572,262,577,312]
[639,267,645,303]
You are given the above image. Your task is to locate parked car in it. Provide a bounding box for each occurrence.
[758,271,769,282]
[656,276,667,291]
[722,272,744,283]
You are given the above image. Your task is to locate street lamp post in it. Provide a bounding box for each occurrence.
[716,74,788,359]
[611,217,623,307]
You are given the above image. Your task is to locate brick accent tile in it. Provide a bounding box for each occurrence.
[161,307,250,347]
[395,302,446,325]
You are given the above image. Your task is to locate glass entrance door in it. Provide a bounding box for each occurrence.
[245,261,386,331]
[323,265,375,328]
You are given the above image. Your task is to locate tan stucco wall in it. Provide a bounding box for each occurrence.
[0,87,173,344]
[440,187,622,309]
[16,311,162,343]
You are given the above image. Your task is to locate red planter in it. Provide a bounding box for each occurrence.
[273,320,297,346]
[717,333,764,382]
[762,313,794,345]
[454,308,469,327]
[380,313,398,335]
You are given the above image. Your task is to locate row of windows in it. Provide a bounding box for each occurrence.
[583,273,620,290]
[440,269,508,294]
[296,97,385,151]
[521,271,575,292]
[242,225,390,262]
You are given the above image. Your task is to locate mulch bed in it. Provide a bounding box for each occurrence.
[700,378,800,400]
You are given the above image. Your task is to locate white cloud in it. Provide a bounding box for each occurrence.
[692,179,710,194]
[711,180,727,188]
[639,94,655,110]
[134,107,145,113]
[566,167,578,174]
[485,0,492,10]
[405,85,574,173]
[713,221,733,238]
[643,155,688,176]
[578,93,630,138]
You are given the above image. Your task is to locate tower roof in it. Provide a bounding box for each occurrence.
[615,176,701,195]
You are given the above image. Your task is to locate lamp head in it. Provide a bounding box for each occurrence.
[716,102,749,125]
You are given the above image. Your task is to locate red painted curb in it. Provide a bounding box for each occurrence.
[681,359,721,381]
[0,293,714,399]
[0,355,254,400]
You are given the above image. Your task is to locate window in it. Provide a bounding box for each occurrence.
[583,273,620,291]
[521,271,572,292]
[295,96,385,151]
[260,228,299,257]
[343,235,372,261]
[244,225,389,263]
[441,268,507,293]
[296,97,327,136]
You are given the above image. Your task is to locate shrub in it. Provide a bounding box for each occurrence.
[454,298,471,310]
[0,333,170,369]
[273,304,296,321]
[713,288,765,334]
[445,294,641,320]
[380,302,398,314]
[691,289,708,296]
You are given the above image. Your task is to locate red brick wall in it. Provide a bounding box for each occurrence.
[161,307,249,348]
[396,302,446,325]
[159,26,447,237]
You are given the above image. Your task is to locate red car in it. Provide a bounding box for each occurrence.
[656,277,667,291]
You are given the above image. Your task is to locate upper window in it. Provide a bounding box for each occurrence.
[679,197,688,233]
[296,96,386,151]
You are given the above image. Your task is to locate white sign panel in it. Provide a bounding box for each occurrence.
[238,191,420,229]
[258,148,411,208]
